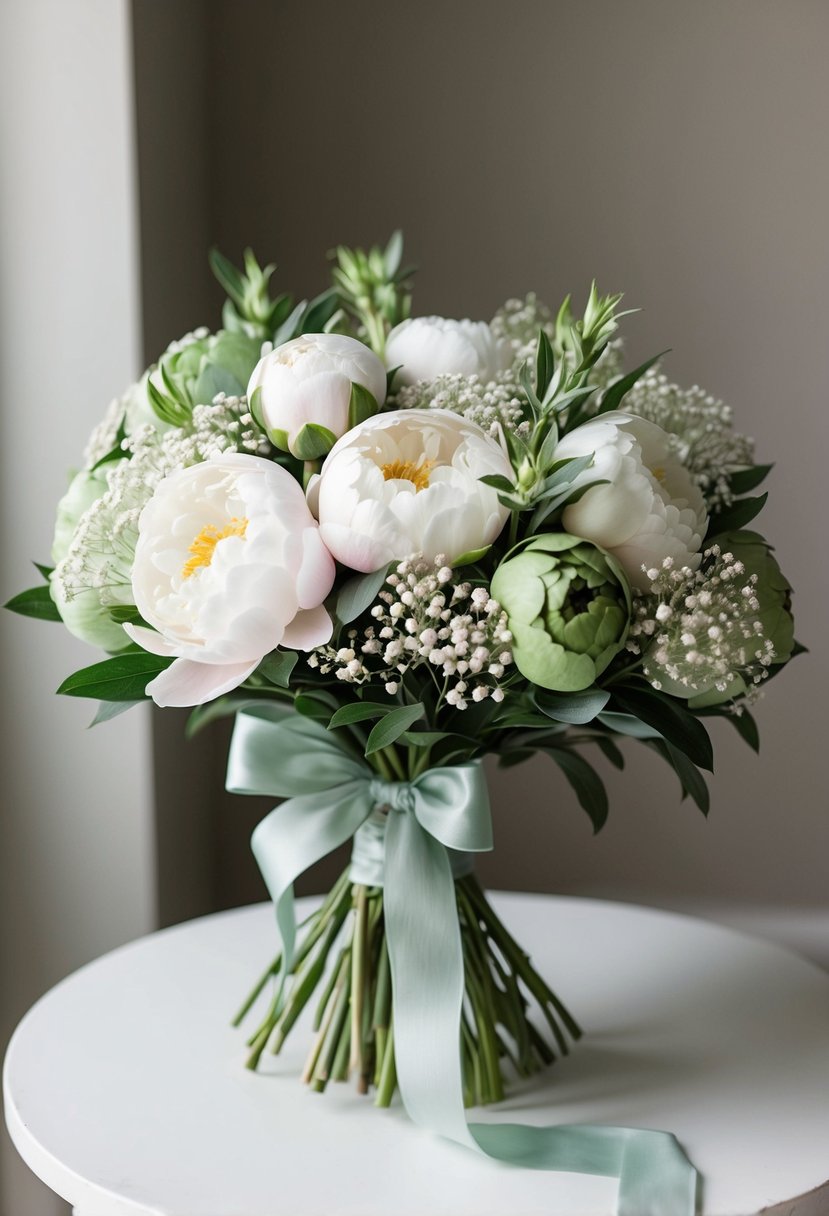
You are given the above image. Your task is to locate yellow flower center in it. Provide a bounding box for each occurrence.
[650,465,666,484]
[381,459,433,492]
[182,517,248,579]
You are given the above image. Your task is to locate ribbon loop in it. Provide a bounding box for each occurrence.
[228,708,699,1215]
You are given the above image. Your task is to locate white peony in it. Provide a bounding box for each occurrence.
[385,317,513,387]
[246,333,387,457]
[309,409,511,571]
[554,412,708,592]
[125,452,335,707]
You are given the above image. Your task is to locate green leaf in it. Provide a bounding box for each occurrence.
[292,423,337,461]
[109,605,150,627]
[401,730,453,748]
[479,473,516,494]
[301,287,340,334]
[726,708,760,752]
[258,650,297,688]
[328,702,391,729]
[89,700,144,727]
[611,685,714,771]
[336,565,390,625]
[535,330,555,400]
[185,694,284,739]
[5,584,61,622]
[208,247,247,309]
[646,739,710,815]
[33,562,54,582]
[535,687,610,724]
[365,703,425,754]
[595,736,625,769]
[384,230,404,277]
[547,749,609,833]
[193,362,245,405]
[294,691,339,721]
[451,545,490,567]
[727,464,773,495]
[348,382,379,429]
[597,352,665,415]
[57,652,172,702]
[598,711,661,738]
[707,493,768,535]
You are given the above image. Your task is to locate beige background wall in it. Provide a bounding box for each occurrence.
[170,0,828,912]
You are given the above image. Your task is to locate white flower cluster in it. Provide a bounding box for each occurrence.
[628,549,775,701]
[620,368,754,509]
[393,371,527,438]
[309,556,514,709]
[490,293,555,364]
[54,395,269,609]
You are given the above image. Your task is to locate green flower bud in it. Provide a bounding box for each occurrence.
[148,329,262,426]
[491,533,631,692]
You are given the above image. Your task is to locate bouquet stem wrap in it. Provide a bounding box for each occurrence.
[227,706,699,1216]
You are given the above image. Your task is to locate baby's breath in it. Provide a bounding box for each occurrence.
[54,395,270,609]
[619,368,754,509]
[394,372,527,439]
[310,555,514,709]
[628,549,775,702]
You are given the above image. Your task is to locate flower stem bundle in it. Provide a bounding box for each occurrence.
[237,870,580,1107]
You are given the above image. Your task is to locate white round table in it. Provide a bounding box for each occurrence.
[5,894,829,1216]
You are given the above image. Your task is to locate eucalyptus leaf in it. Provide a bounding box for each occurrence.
[535,687,610,724]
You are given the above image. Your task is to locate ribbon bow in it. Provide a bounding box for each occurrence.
[227,706,698,1216]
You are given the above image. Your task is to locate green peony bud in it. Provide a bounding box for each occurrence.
[148,329,262,426]
[491,533,631,692]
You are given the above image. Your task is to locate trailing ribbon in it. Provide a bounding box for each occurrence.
[227,706,699,1216]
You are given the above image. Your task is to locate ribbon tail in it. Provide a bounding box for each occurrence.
[384,811,699,1215]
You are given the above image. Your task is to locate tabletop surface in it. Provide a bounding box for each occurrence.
[5,892,829,1216]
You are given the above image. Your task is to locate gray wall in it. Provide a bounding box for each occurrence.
[139,0,827,912]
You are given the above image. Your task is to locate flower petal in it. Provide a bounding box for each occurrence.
[145,656,259,708]
[281,604,333,650]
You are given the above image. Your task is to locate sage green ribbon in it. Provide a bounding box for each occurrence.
[227,706,699,1216]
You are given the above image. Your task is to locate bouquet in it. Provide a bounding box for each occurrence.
[9,233,799,1209]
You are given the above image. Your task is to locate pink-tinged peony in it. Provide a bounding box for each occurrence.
[247,333,387,457]
[125,452,335,707]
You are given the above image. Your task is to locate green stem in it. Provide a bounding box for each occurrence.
[374,1018,397,1107]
